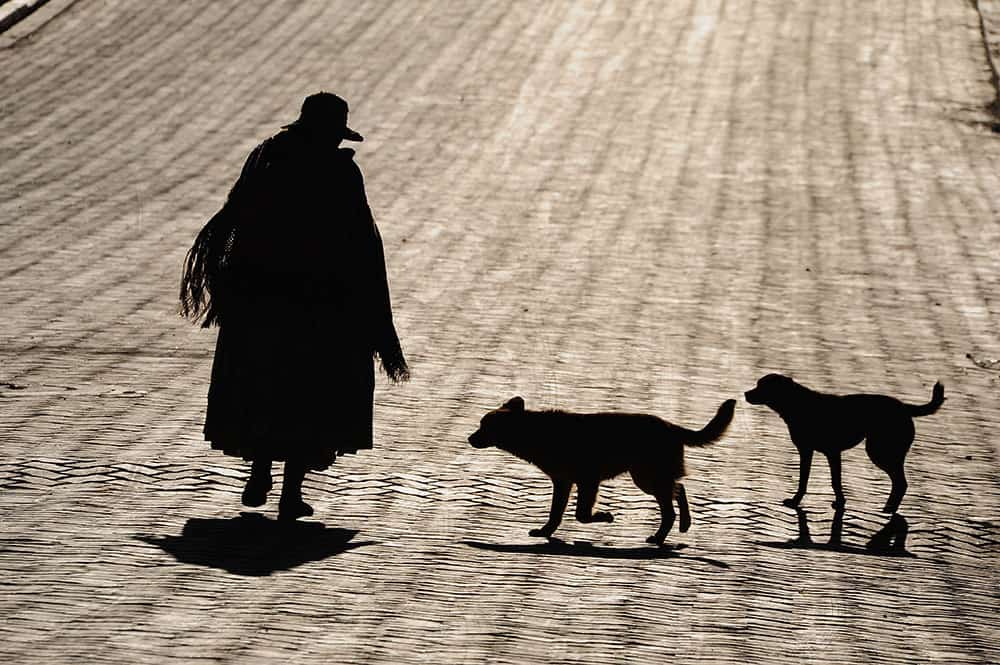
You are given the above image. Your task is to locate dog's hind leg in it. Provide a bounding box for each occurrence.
[869,454,908,514]
[630,470,677,544]
[574,480,613,524]
[866,424,913,513]
[825,452,846,509]
[530,478,572,538]
[675,483,691,532]
[881,466,908,513]
[784,448,813,507]
[648,483,677,545]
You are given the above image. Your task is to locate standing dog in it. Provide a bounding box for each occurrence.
[468,396,736,545]
[745,374,944,512]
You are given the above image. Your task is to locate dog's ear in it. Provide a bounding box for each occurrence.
[502,396,525,412]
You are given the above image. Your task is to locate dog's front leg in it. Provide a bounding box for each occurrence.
[784,448,813,507]
[826,452,846,509]
[530,479,572,538]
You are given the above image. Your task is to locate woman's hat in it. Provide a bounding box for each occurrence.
[284,92,364,141]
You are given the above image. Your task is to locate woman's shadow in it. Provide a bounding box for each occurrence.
[137,512,372,576]
[757,507,914,557]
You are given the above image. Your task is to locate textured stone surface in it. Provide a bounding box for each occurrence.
[978,0,1000,96]
[1,1,999,663]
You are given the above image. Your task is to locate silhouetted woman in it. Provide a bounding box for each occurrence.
[180,92,408,520]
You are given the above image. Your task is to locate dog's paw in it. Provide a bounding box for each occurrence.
[592,511,614,523]
[529,527,554,538]
[782,496,802,508]
[646,534,666,546]
[679,514,691,533]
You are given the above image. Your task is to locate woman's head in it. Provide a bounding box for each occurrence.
[284,92,364,143]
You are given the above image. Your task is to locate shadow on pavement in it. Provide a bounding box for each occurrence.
[137,512,371,576]
[757,507,914,557]
[462,539,730,568]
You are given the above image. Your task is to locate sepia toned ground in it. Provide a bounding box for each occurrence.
[1,1,998,663]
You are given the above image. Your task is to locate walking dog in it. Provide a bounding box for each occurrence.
[745,374,944,512]
[468,396,736,545]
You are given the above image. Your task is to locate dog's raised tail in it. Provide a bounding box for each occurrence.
[907,382,944,417]
[684,399,737,446]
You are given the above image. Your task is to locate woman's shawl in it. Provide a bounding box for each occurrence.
[180,131,409,383]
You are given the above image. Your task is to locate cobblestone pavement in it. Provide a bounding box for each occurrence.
[2,1,999,663]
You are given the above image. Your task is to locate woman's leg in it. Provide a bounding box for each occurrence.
[241,458,273,507]
[278,460,314,520]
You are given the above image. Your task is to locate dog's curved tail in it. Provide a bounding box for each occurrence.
[684,399,737,446]
[907,382,944,417]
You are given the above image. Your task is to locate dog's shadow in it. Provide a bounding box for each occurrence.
[757,507,914,557]
[137,512,372,576]
[462,539,730,568]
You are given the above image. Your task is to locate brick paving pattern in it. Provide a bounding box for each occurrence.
[1,1,999,663]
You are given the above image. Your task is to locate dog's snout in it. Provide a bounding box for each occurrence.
[468,429,489,448]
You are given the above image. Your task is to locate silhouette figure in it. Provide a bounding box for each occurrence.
[468,396,736,545]
[758,507,912,557]
[745,374,943,513]
[138,513,370,576]
[180,92,409,520]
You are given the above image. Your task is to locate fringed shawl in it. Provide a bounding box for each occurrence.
[180,131,409,383]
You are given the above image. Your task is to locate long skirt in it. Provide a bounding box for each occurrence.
[203,314,374,471]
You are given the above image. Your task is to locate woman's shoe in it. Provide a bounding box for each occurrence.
[241,475,272,507]
[278,499,314,521]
